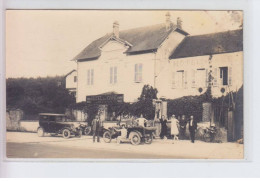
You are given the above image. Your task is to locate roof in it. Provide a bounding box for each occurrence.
[64,69,76,78]
[73,23,189,61]
[170,29,243,59]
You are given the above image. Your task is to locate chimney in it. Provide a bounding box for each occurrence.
[113,21,119,38]
[177,17,182,29]
[165,12,172,31]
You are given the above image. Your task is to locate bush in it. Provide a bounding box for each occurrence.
[6,76,76,119]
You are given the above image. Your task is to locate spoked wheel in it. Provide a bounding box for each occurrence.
[203,132,211,142]
[130,132,141,145]
[37,127,45,137]
[144,134,153,144]
[103,131,112,143]
[62,129,71,139]
[84,126,92,135]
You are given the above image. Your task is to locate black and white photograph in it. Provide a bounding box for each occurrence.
[5,10,244,159]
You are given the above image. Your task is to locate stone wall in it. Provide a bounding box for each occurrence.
[6,109,23,131]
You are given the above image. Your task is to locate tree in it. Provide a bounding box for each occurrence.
[6,76,75,119]
[138,84,158,101]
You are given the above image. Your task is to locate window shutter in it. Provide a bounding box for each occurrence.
[192,69,196,87]
[213,68,218,87]
[91,69,94,85]
[114,66,117,83]
[205,69,208,88]
[87,70,90,85]
[172,71,176,89]
[139,64,143,82]
[228,67,232,86]
[184,71,188,88]
[134,64,137,82]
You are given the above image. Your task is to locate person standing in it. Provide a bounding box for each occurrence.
[170,115,179,143]
[188,115,197,143]
[160,115,168,139]
[179,115,187,139]
[136,114,147,127]
[92,115,101,143]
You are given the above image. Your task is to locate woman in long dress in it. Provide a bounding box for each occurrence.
[170,114,179,143]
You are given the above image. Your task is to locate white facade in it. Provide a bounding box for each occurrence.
[74,18,243,103]
[158,51,243,99]
[65,70,77,96]
[75,29,187,103]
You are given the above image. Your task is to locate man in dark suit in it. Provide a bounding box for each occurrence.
[92,115,101,143]
[188,115,197,143]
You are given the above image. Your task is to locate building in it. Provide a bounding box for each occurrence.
[65,69,77,97]
[72,13,189,103]
[71,12,243,103]
[164,29,243,99]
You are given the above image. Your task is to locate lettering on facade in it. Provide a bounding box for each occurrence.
[86,94,124,104]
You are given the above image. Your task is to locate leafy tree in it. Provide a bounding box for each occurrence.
[6,76,75,119]
[138,84,158,101]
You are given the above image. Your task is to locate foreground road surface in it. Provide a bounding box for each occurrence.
[6,132,243,159]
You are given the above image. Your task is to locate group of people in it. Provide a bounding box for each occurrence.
[91,112,198,144]
[159,115,197,143]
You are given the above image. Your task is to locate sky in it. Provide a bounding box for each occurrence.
[5,10,243,78]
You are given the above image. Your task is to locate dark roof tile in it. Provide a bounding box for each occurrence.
[170,29,243,59]
[73,23,189,61]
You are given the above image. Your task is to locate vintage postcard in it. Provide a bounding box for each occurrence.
[5,10,243,159]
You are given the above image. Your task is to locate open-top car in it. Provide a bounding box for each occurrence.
[103,125,157,145]
[37,113,82,139]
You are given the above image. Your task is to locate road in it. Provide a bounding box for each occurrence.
[5,132,244,159]
[7,142,173,159]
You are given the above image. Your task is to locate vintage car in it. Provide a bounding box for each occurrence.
[102,125,157,145]
[37,113,82,139]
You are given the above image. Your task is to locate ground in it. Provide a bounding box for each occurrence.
[5,132,243,159]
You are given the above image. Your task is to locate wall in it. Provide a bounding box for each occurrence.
[165,51,243,99]
[6,109,23,131]
[65,70,77,89]
[154,31,186,98]
[19,121,39,132]
[76,40,155,103]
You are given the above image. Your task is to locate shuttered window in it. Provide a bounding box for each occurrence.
[87,69,94,85]
[135,63,142,82]
[110,66,117,84]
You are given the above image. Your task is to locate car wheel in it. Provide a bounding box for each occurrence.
[62,129,71,139]
[144,134,153,144]
[75,130,82,138]
[130,132,141,145]
[84,126,92,135]
[203,132,211,142]
[37,127,45,137]
[103,131,112,143]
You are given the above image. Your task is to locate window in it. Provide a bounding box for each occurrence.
[87,69,94,85]
[196,68,208,88]
[110,66,117,84]
[219,67,228,86]
[176,70,185,88]
[135,63,142,82]
[74,76,77,82]
[213,66,232,87]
